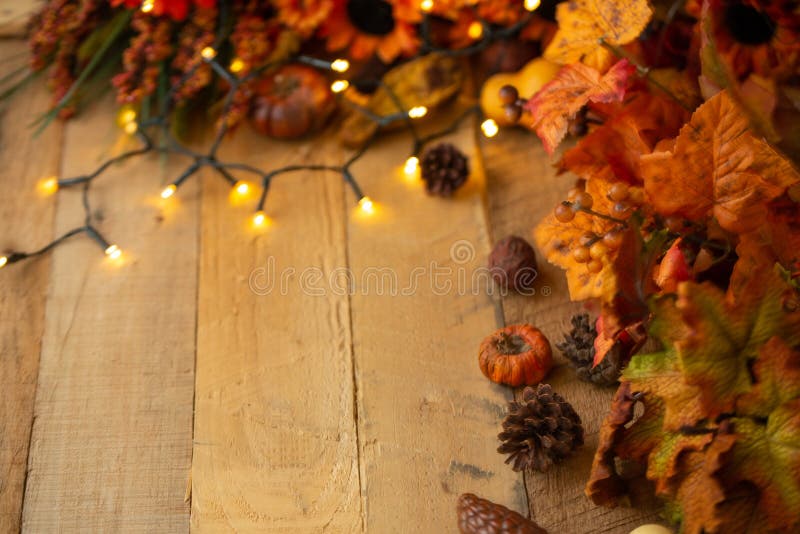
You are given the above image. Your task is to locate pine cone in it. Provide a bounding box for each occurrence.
[556,314,621,387]
[421,143,469,197]
[457,493,547,534]
[497,384,584,472]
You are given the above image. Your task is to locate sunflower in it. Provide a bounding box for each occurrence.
[274,0,334,38]
[703,0,800,82]
[319,0,421,63]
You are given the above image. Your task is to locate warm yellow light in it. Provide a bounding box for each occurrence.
[141,0,154,13]
[331,80,349,93]
[359,196,375,215]
[124,121,138,135]
[420,0,434,11]
[408,106,428,119]
[524,0,541,11]
[118,108,136,126]
[252,211,269,228]
[161,184,177,199]
[229,58,245,73]
[39,176,59,195]
[105,245,122,260]
[0,256,7,269]
[481,118,499,138]
[331,59,350,73]
[234,181,251,196]
[468,21,484,39]
[201,46,217,60]
[404,156,419,176]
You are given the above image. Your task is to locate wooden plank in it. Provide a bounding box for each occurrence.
[346,121,527,531]
[21,95,198,531]
[191,130,362,531]
[0,42,60,533]
[483,129,661,533]
[0,0,42,37]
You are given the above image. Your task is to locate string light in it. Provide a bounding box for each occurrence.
[358,196,375,215]
[404,156,419,177]
[105,244,122,260]
[229,58,245,73]
[234,181,251,196]
[117,107,137,127]
[0,256,7,269]
[161,184,177,199]
[481,118,499,138]
[408,106,428,119]
[330,59,350,73]
[468,21,484,40]
[201,47,217,60]
[331,80,349,93]
[252,211,268,228]
[141,0,154,13]
[524,0,541,11]
[38,176,59,195]
[420,0,434,11]
[123,121,138,135]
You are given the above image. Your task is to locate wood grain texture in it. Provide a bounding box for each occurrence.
[21,95,198,531]
[0,44,61,533]
[191,129,362,532]
[346,121,526,532]
[483,129,662,533]
[0,0,42,37]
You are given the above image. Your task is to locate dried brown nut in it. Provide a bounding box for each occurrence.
[488,236,538,292]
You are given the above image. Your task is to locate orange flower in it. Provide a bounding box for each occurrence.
[704,0,800,82]
[320,0,421,63]
[274,0,334,38]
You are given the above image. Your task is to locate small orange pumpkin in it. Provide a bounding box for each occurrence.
[478,324,552,387]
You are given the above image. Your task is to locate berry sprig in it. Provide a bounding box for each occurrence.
[499,84,527,124]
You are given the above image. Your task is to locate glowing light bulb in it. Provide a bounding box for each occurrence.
[420,0,434,11]
[230,58,245,73]
[0,256,7,269]
[481,118,499,138]
[161,184,177,199]
[124,121,138,135]
[330,59,350,73]
[234,181,250,196]
[118,108,136,127]
[524,0,541,11]
[252,211,268,228]
[141,0,154,13]
[468,21,484,39]
[408,106,428,119]
[201,47,217,60]
[331,80,349,93]
[404,156,419,176]
[105,245,122,260]
[358,196,375,215]
[39,176,59,195]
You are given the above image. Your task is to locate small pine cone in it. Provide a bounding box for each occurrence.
[421,143,469,197]
[556,314,621,387]
[497,384,583,472]
[457,494,547,534]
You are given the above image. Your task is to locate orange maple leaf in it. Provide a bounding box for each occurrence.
[640,90,800,235]
[524,59,635,154]
[543,0,653,67]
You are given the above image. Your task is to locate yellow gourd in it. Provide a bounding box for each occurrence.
[480,58,560,126]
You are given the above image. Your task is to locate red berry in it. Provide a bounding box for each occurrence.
[608,182,630,202]
[574,191,593,210]
[612,202,632,219]
[589,241,608,259]
[554,203,575,222]
[499,85,519,105]
[587,259,604,273]
[572,245,591,263]
[579,231,598,246]
[504,104,522,123]
[603,230,624,250]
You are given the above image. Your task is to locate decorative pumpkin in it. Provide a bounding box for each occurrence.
[250,64,335,139]
[478,324,552,387]
[480,58,560,126]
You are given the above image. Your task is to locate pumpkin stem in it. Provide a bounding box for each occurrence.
[496,333,531,355]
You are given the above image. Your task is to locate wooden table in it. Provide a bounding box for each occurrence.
[0,35,661,533]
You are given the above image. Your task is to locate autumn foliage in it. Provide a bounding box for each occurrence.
[518,0,800,530]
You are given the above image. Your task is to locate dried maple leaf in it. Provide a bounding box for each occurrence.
[543,0,653,68]
[587,268,800,532]
[640,90,800,235]
[524,59,635,154]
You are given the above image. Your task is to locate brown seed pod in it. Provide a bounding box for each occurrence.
[478,324,552,387]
